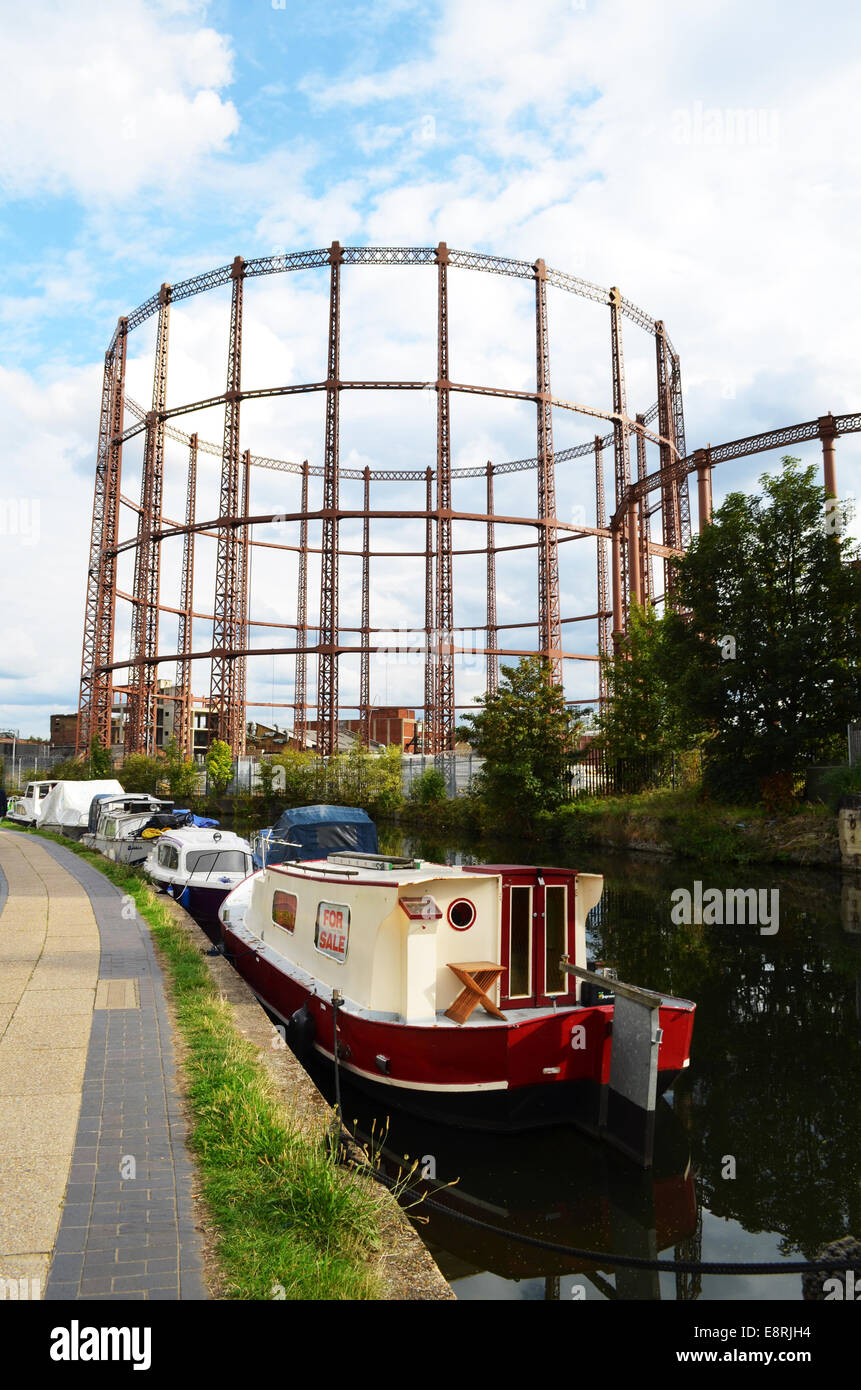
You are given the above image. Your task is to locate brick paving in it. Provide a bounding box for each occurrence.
[0,831,207,1300]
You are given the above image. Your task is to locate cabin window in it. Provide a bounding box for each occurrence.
[448,898,475,930]
[103,818,117,838]
[157,843,179,870]
[544,884,568,995]
[272,890,297,933]
[508,885,532,998]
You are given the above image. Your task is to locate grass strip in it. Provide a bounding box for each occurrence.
[2,823,386,1300]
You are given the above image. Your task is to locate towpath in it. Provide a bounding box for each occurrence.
[0,829,207,1300]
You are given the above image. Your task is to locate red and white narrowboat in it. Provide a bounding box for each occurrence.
[218,851,695,1133]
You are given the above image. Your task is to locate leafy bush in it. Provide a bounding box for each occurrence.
[409,767,448,805]
[815,764,861,811]
[120,754,161,794]
[162,736,199,801]
[206,740,234,796]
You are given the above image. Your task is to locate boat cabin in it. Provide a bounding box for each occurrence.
[6,780,59,825]
[253,804,378,867]
[246,855,603,1023]
[148,828,254,882]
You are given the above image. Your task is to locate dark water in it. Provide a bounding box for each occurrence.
[224,813,861,1300]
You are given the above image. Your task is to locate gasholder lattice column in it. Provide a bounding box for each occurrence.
[534,258,562,684]
[435,242,455,754]
[317,241,343,758]
[127,284,170,755]
[486,460,498,697]
[210,256,245,752]
[77,315,127,755]
[294,461,309,749]
[175,432,197,756]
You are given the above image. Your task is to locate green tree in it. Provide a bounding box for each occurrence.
[368,744,404,816]
[205,739,234,796]
[409,766,448,805]
[120,754,161,794]
[597,600,703,759]
[662,457,861,798]
[460,656,581,820]
[256,757,276,799]
[162,736,198,801]
[88,735,114,778]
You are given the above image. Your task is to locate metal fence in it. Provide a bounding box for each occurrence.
[850,724,861,767]
[1,746,76,788]
[566,748,700,799]
[401,753,485,797]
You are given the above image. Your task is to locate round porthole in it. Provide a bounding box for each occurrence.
[448,898,475,930]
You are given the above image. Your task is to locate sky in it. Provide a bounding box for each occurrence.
[1,0,859,738]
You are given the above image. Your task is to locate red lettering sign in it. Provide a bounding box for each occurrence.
[315,901,350,961]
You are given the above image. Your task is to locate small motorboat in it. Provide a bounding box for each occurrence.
[35,779,125,839]
[5,779,59,827]
[252,804,378,867]
[143,826,255,922]
[83,794,174,865]
[218,852,696,1142]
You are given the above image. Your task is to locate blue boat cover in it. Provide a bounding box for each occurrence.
[262,804,378,865]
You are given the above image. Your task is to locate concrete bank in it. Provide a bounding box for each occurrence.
[0,829,206,1300]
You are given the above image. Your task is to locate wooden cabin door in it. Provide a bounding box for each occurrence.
[499,871,576,1009]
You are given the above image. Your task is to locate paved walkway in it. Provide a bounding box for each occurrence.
[0,831,206,1300]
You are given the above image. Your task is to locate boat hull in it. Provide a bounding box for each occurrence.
[220,920,694,1134]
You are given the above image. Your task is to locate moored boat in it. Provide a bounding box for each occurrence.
[218,852,695,1135]
[83,794,174,865]
[5,779,59,827]
[34,779,125,839]
[252,803,378,867]
[143,827,255,922]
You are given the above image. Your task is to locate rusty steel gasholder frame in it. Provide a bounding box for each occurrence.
[77,242,849,761]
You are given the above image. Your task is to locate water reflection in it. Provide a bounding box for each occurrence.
[220,813,860,1298]
[376,828,861,1298]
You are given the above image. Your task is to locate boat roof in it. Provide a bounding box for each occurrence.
[159,828,252,850]
[473,863,581,877]
[271,856,488,887]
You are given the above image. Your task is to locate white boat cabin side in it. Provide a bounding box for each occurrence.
[248,858,604,1023]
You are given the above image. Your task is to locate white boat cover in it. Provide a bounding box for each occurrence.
[36,779,125,830]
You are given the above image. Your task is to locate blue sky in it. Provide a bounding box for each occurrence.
[1,0,859,737]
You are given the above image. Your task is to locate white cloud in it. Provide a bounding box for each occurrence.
[0,1,238,201]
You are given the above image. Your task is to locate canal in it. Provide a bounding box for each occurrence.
[296,825,861,1301]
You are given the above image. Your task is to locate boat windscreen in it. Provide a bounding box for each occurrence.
[185,850,249,874]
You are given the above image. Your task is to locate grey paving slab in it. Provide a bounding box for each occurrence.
[0,834,207,1301]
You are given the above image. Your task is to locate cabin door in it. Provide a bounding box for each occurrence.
[499,872,575,1010]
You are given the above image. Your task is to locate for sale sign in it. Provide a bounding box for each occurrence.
[315,901,350,962]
